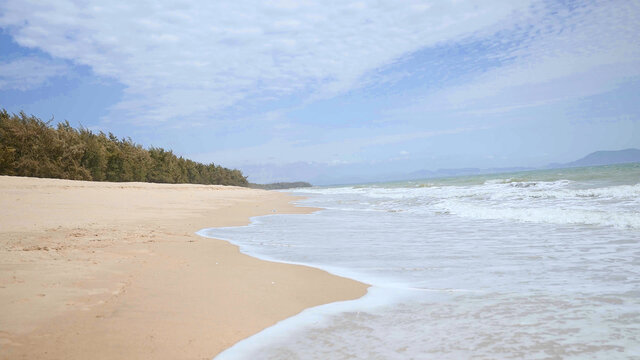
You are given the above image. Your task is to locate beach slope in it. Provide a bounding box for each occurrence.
[0,176,368,359]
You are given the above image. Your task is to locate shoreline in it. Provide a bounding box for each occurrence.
[0,176,369,359]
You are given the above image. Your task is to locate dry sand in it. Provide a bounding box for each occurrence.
[0,176,368,359]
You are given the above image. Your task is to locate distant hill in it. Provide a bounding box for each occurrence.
[559,148,640,168]
[249,181,312,190]
[402,149,640,183]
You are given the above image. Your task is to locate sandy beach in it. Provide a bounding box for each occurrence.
[0,176,368,359]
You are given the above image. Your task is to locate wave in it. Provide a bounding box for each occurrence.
[303,181,640,202]
[433,201,640,229]
[298,181,640,229]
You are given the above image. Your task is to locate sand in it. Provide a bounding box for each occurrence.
[0,176,368,359]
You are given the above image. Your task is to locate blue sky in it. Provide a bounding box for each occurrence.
[1,0,639,184]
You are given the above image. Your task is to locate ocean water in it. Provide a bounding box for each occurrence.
[201,164,640,359]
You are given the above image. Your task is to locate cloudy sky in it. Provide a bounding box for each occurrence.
[1,0,639,184]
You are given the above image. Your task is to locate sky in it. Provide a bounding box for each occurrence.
[1,0,639,185]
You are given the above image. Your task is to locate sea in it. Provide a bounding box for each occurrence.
[200,163,640,359]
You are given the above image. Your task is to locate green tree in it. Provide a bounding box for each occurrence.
[0,109,249,187]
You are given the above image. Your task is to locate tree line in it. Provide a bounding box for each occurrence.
[0,110,248,186]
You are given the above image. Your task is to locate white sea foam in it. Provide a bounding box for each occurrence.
[300,180,640,228]
[214,287,417,360]
[434,200,640,228]
[206,167,640,359]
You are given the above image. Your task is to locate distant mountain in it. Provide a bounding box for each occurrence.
[403,149,640,183]
[559,148,640,168]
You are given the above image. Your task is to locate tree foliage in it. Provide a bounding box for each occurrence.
[0,109,248,186]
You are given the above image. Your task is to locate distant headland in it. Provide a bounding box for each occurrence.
[550,148,640,168]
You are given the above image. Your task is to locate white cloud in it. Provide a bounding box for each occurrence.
[0,57,69,90]
[0,0,532,124]
[399,0,640,116]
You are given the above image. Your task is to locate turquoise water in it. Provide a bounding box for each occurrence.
[369,163,640,187]
[204,164,640,359]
